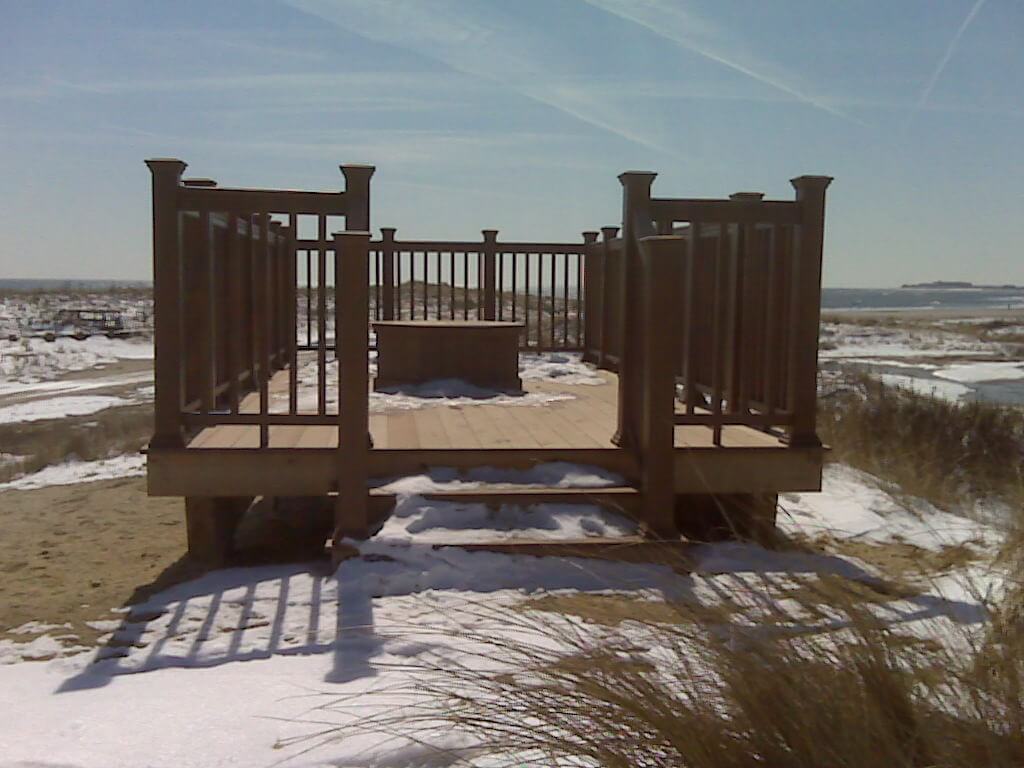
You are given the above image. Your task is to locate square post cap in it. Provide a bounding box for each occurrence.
[617,170,657,190]
[729,192,764,201]
[600,226,620,239]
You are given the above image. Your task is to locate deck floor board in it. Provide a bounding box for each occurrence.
[185,367,786,452]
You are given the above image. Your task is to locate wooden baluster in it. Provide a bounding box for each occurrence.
[709,225,728,446]
[317,215,327,416]
[253,213,270,447]
[728,193,763,419]
[376,230,391,323]
[305,250,312,347]
[549,251,557,349]
[787,176,833,446]
[511,252,518,324]
[287,216,299,415]
[481,230,497,322]
[333,230,371,545]
[682,222,700,414]
[535,253,544,351]
[145,158,187,448]
[523,253,531,346]
[449,251,456,319]
[462,252,469,321]
[226,213,242,413]
[598,226,618,369]
[197,209,216,414]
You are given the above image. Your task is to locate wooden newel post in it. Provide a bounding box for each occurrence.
[145,158,187,449]
[481,229,498,321]
[580,231,599,362]
[339,164,375,231]
[380,227,396,321]
[598,226,619,369]
[333,230,372,546]
[614,171,657,451]
[788,175,832,447]
[637,235,684,537]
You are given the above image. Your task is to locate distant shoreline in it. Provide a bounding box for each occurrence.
[0,279,151,291]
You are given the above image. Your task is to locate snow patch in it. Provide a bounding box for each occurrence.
[0,454,145,491]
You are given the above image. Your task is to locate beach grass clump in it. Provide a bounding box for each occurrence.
[0,404,151,482]
[818,372,1024,511]
[313,561,1024,768]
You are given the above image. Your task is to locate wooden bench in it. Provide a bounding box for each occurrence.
[373,320,524,391]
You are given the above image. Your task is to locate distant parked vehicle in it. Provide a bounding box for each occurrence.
[54,307,130,339]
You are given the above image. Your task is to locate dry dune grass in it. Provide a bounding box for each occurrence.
[0,404,152,483]
[818,373,1024,511]
[312,555,1023,767]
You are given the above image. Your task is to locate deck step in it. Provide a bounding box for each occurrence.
[374,485,642,513]
[439,536,691,570]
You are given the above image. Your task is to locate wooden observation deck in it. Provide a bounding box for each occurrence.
[144,159,831,564]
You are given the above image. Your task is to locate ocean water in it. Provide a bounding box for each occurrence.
[0,279,150,291]
[823,287,1024,311]
[3,280,1023,313]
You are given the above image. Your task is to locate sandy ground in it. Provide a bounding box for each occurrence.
[0,476,193,647]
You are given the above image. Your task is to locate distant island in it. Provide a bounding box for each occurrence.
[900,281,1024,290]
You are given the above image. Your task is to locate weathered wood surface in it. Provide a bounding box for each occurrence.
[373,320,524,391]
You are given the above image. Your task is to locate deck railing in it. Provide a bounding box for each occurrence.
[590,173,832,449]
[293,230,595,352]
[606,172,831,531]
[145,159,373,451]
[148,157,829,542]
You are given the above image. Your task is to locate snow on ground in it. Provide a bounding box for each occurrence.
[820,322,1002,360]
[876,373,972,403]
[0,335,153,383]
[279,352,604,413]
[0,369,153,399]
[0,454,146,491]
[782,464,998,552]
[934,360,1024,383]
[0,461,999,767]
[0,394,137,424]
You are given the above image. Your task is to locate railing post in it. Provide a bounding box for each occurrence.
[637,235,684,537]
[598,226,619,370]
[334,230,372,546]
[481,229,498,321]
[380,227,396,321]
[580,231,599,362]
[145,158,187,449]
[613,171,657,452]
[788,175,833,447]
[339,164,375,231]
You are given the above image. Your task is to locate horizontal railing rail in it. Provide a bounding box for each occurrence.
[294,230,596,354]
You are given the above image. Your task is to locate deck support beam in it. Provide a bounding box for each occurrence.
[184,496,252,566]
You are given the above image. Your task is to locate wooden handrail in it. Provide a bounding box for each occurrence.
[650,198,801,225]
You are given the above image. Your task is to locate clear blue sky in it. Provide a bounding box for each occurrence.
[2,0,1021,286]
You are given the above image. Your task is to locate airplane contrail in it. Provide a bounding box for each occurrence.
[915,0,987,111]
